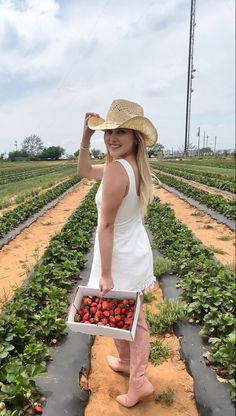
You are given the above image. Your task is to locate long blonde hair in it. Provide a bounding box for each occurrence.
[105,130,160,217]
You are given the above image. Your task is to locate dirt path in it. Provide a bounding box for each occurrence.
[153,187,235,267]
[0,179,94,303]
[154,169,235,200]
[85,284,197,416]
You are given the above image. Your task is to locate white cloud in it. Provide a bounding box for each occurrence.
[0,0,235,155]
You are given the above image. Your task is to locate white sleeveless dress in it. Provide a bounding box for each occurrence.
[87,159,155,293]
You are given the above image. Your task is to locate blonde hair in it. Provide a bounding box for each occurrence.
[105,130,161,217]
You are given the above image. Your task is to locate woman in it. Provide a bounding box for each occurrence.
[77,99,158,408]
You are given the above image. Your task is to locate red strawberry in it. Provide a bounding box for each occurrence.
[114,307,121,315]
[34,405,43,414]
[205,359,212,367]
[102,318,108,325]
[78,309,84,317]
[121,308,127,315]
[95,310,103,320]
[90,306,97,314]
[115,315,121,322]
[127,311,133,318]
[109,323,116,327]
[109,316,116,324]
[117,321,124,328]
[83,297,92,306]
[91,302,97,307]
[103,310,110,317]
[83,313,90,321]
[125,318,132,326]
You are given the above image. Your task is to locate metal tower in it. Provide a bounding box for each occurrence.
[184,0,197,156]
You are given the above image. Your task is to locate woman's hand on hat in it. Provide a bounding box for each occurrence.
[82,112,100,141]
[99,275,114,296]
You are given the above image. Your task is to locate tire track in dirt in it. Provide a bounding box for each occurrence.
[153,186,235,268]
[0,179,95,303]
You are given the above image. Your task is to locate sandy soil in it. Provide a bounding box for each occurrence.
[153,186,235,267]
[0,179,94,303]
[155,169,235,200]
[85,284,198,416]
[0,176,72,217]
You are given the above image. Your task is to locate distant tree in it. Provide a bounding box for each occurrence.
[21,134,44,159]
[147,143,164,158]
[8,149,29,162]
[74,149,80,158]
[199,147,213,156]
[0,152,6,160]
[91,148,101,159]
[40,146,65,160]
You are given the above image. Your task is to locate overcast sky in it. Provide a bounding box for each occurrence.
[0,0,235,156]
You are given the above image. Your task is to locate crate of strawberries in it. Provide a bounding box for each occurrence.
[66,285,141,340]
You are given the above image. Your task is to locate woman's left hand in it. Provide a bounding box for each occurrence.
[99,275,114,296]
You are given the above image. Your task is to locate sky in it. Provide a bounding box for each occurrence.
[0,0,235,156]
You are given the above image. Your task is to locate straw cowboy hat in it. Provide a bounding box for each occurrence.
[88,99,158,147]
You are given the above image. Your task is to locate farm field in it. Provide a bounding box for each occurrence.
[0,158,235,415]
[0,160,77,210]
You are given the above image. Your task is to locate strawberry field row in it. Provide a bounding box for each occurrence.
[0,176,81,239]
[0,183,98,415]
[146,197,236,401]
[0,164,76,186]
[153,171,236,221]
[150,163,235,193]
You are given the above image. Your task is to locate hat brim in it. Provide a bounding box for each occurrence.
[88,115,157,147]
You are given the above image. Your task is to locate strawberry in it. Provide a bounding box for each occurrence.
[205,359,212,367]
[103,310,110,317]
[34,405,43,414]
[83,297,92,306]
[109,323,116,327]
[129,299,135,305]
[91,302,97,307]
[115,315,121,322]
[114,307,121,315]
[125,318,132,326]
[121,308,127,315]
[90,306,97,314]
[109,316,116,324]
[82,313,90,322]
[95,310,103,320]
[102,318,108,325]
[117,321,124,328]
[78,309,85,317]
[127,311,133,318]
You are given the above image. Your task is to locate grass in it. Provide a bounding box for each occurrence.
[217,235,234,241]
[202,224,214,229]
[153,257,174,279]
[191,209,205,217]
[208,245,227,254]
[143,291,156,303]
[149,339,173,366]
[0,167,76,207]
[145,299,186,335]
[155,387,174,405]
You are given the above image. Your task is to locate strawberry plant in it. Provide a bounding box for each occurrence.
[147,196,236,400]
[0,176,81,238]
[0,183,99,414]
[152,171,236,220]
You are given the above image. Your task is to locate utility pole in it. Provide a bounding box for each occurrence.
[184,0,197,157]
[203,130,206,149]
[14,140,18,151]
[206,135,209,148]
[214,136,217,153]
[197,127,200,156]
